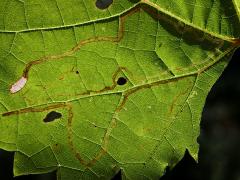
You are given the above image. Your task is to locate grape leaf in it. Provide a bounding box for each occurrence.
[0,0,239,179]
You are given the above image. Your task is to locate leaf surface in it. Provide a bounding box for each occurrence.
[0,0,239,179]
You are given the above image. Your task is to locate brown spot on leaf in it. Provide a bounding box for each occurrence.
[52,143,61,153]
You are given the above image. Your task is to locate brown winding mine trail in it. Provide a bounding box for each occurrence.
[2,2,240,170]
[21,6,140,81]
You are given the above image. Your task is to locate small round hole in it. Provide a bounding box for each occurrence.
[96,0,113,10]
[117,77,127,86]
[76,70,79,74]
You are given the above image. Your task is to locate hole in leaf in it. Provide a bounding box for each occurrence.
[95,0,113,10]
[76,70,79,74]
[117,77,127,86]
[43,111,62,123]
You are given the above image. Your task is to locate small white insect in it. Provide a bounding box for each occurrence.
[10,77,27,94]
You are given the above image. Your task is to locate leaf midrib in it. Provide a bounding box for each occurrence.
[141,0,238,42]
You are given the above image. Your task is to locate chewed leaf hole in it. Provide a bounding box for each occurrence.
[117,77,127,86]
[43,111,62,123]
[95,0,113,10]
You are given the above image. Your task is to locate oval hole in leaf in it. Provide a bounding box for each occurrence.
[117,77,127,86]
[43,111,62,123]
[95,0,113,10]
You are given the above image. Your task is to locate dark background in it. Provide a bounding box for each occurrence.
[0,48,239,180]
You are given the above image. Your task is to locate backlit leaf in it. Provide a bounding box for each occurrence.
[0,0,239,179]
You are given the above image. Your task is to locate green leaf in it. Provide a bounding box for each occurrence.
[0,0,239,179]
